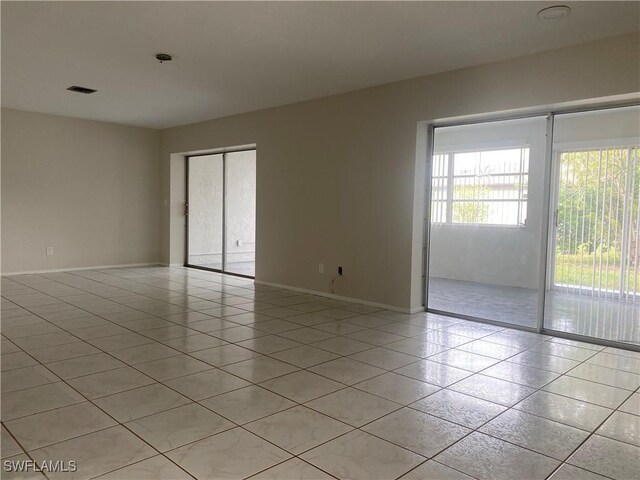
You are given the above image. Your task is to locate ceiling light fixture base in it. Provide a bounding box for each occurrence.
[156,53,173,63]
[537,5,571,20]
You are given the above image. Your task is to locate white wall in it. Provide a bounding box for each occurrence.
[161,33,639,310]
[1,109,161,273]
[554,106,640,147]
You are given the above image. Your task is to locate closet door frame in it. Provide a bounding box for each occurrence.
[185,148,256,279]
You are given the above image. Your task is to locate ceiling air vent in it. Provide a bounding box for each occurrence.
[67,85,97,94]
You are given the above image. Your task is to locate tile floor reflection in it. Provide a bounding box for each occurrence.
[429,277,640,345]
[1,266,638,479]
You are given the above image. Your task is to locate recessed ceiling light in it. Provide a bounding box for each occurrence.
[67,86,97,94]
[537,5,571,20]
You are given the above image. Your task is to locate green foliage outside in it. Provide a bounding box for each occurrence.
[452,185,490,224]
[555,148,639,293]
[555,253,638,292]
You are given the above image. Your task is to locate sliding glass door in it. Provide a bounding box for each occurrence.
[426,104,640,348]
[186,150,256,278]
[545,106,639,346]
[427,117,547,329]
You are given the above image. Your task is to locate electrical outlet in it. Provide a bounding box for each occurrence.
[46,246,54,256]
[318,263,324,274]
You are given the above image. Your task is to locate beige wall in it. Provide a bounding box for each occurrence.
[1,109,161,273]
[2,33,637,310]
[161,33,639,311]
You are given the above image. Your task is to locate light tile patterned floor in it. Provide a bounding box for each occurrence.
[1,266,639,480]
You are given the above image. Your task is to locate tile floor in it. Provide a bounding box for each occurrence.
[186,262,256,278]
[1,266,639,480]
[429,277,640,345]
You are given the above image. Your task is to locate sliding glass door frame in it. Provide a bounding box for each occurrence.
[423,100,640,351]
[185,148,256,279]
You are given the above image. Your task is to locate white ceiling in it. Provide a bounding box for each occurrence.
[2,1,638,129]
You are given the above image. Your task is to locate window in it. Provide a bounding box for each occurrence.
[431,147,529,226]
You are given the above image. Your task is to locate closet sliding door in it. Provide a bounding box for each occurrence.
[186,150,256,278]
[224,150,256,277]
[186,154,224,271]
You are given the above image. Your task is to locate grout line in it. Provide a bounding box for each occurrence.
[1,285,244,477]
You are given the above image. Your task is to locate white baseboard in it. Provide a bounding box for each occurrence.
[254,279,423,314]
[1,263,160,276]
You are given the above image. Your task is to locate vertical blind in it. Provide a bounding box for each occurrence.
[554,145,639,302]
